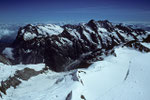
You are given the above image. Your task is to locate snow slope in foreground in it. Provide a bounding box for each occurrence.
[82,47,150,100]
[0,63,45,82]
[1,45,150,100]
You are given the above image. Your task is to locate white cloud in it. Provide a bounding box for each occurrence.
[0,28,15,39]
[2,47,14,60]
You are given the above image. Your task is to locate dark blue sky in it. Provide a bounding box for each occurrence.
[0,0,150,23]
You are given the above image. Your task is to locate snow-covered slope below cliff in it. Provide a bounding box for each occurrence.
[0,63,45,82]
[1,44,150,100]
[82,45,150,100]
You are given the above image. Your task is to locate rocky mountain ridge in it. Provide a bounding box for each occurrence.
[4,19,150,72]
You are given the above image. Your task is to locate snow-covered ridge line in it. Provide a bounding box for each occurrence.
[7,19,150,72]
[19,24,64,41]
[1,46,150,100]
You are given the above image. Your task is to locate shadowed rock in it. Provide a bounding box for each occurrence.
[66,91,72,100]
[8,19,150,72]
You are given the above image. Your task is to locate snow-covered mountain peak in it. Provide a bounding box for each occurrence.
[18,24,64,41]
[0,19,150,100]
[4,19,150,71]
[36,24,64,36]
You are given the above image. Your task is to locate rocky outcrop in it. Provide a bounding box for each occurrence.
[143,35,150,43]
[44,20,150,72]
[0,68,43,96]
[66,91,72,100]
[10,20,150,72]
[124,41,150,52]
[0,54,12,65]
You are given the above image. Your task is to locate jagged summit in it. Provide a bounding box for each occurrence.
[13,24,64,44]
[4,19,150,72]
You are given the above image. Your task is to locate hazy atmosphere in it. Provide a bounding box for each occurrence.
[0,0,150,23]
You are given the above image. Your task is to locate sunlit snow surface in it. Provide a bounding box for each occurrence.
[1,44,150,100]
[22,24,64,41]
[0,63,45,82]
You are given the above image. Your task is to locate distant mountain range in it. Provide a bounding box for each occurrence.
[0,22,150,43]
[0,19,150,72]
[0,19,150,100]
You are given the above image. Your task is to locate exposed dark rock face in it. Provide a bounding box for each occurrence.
[0,54,12,65]
[12,24,46,64]
[0,43,11,53]
[10,20,150,72]
[66,91,72,100]
[81,95,86,100]
[125,41,150,52]
[44,20,150,72]
[143,35,150,43]
[0,68,43,96]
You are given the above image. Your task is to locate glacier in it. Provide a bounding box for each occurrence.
[0,44,150,100]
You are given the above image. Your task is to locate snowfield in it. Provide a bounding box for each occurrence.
[23,32,37,41]
[1,44,150,100]
[22,24,64,41]
[0,63,45,82]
